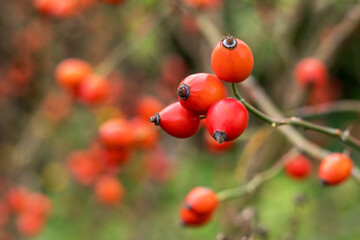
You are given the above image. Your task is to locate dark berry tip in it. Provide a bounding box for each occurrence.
[319,179,329,186]
[149,113,161,126]
[177,84,191,100]
[184,203,193,211]
[221,36,237,49]
[213,131,226,144]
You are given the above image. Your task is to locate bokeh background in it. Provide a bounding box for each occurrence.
[0,0,360,239]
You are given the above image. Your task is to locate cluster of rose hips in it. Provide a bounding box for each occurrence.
[0,186,52,237]
[148,35,254,226]
[33,0,125,18]
[285,152,353,186]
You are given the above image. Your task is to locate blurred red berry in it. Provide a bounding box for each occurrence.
[136,96,164,121]
[6,187,29,213]
[99,118,135,148]
[16,212,45,237]
[318,153,353,186]
[55,58,92,96]
[184,187,218,214]
[295,57,328,87]
[284,154,312,180]
[79,74,109,106]
[95,175,124,205]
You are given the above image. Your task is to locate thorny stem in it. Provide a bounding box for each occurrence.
[231,83,360,152]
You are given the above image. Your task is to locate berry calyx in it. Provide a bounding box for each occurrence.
[206,98,249,143]
[211,36,254,83]
[318,153,353,186]
[177,73,227,115]
[150,102,200,138]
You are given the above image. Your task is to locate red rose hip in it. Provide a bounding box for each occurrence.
[177,73,227,115]
[150,102,200,138]
[284,154,312,180]
[211,36,254,83]
[318,153,352,186]
[184,187,218,214]
[206,98,248,143]
[294,57,328,87]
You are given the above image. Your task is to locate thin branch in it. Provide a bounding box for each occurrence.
[286,100,360,118]
[218,149,298,201]
[231,83,360,152]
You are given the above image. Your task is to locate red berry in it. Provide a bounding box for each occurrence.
[206,98,248,143]
[184,187,218,214]
[179,206,212,227]
[318,153,353,186]
[79,74,109,105]
[211,36,254,83]
[101,146,132,170]
[131,117,159,149]
[284,154,312,180]
[150,102,200,138]
[136,96,164,121]
[99,118,135,148]
[23,193,52,217]
[95,175,124,205]
[16,212,45,236]
[294,57,328,87]
[183,0,222,9]
[55,59,92,96]
[67,150,102,186]
[6,187,29,213]
[177,73,227,115]
[102,0,126,4]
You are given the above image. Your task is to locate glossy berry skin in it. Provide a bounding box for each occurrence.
[211,36,254,83]
[294,58,328,87]
[285,154,312,180]
[180,206,212,227]
[95,175,124,205]
[318,153,353,186]
[150,102,200,138]
[79,74,109,105]
[99,118,135,148]
[55,59,92,96]
[206,98,248,143]
[177,73,227,115]
[184,187,218,214]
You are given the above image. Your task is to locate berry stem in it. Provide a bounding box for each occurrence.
[231,83,360,153]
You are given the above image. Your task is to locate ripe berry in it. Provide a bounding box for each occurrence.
[101,146,132,171]
[79,74,109,105]
[16,212,45,237]
[136,96,164,121]
[211,36,254,83]
[180,206,212,227]
[23,193,52,217]
[6,187,29,213]
[206,98,248,143]
[150,102,200,138]
[294,57,328,87]
[67,150,102,186]
[284,154,312,180]
[183,0,222,9]
[55,58,92,96]
[318,153,353,186]
[177,73,227,115]
[184,187,218,214]
[131,117,159,149]
[102,0,126,4]
[95,175,124,205]
[99,118,135,148]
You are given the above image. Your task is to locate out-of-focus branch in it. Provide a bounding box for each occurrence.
[231,83,360,152]
[95,6,175,76]
[218,149,297,201]
[286,100,360,118]
[314,0,360,64]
